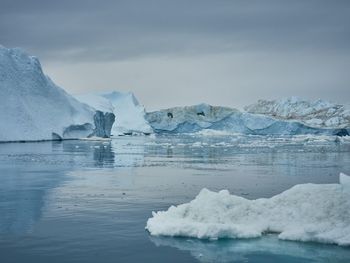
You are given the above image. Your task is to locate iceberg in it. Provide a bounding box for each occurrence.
[146,104,236,133]
[146,173,350,246]
[77,92,153,136]
[145,103,348,136]
[245,97,350,129]
[0,46,114,142]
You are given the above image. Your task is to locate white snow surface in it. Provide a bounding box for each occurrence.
[77,91,152,135]
[76,93,114,114]
[0,46,95,142]
[245,97,350,128]
[146,173,350,246]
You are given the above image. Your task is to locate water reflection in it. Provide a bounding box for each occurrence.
[0,135,350,262]
[0,166,66,234]
[111,137,146,167]
[93,143,115,167]
[150,235,350,263]
[0,138,147,235]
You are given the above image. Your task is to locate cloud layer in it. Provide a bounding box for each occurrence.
[1,0,350,109]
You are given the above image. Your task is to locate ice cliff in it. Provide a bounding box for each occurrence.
[77,92,152,136]
[145,103,348,136]
[146,173,350,246]
[245,97,350,129]
[0,46,114,142]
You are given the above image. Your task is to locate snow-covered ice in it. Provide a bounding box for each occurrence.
[245,96,350,129]
[146,103,349,136]
[146,103,236,133]
[76,93,114,114]
[0,46,104,142]
[146,173,350,246]
[77,91,152,136]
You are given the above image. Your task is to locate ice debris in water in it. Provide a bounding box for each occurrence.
[146,173,350,246]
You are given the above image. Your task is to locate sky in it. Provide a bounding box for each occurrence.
[1,0,350,110]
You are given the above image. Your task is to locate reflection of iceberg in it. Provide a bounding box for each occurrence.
[0,140,116,235]
[0,174,50,234]
[111,137,147,167]
[147,173,350,246]
[93,142,115,167]
[61,140,115,168]
[150,235,350,263]
[0,143,67,234]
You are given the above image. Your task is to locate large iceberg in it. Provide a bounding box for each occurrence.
[245,96,350,129]
[146,104,236,133]
[0,46,114,142]
[146,173,350,246]
[145,103,348,136]
[77,91,153,136]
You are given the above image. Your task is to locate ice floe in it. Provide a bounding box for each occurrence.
[146,173,350,246]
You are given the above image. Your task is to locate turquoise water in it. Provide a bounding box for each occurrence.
[0,135,350,262]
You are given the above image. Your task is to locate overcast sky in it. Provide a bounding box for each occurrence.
[1,0,350,110]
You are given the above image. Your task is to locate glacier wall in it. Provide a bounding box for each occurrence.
[146,103,349,136]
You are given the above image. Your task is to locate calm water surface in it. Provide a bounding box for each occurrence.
[0,134,350,262]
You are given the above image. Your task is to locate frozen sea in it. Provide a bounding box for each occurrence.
[1,133,350,263]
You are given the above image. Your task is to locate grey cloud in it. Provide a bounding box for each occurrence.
[1,0,350,62]
[1,0,350,109]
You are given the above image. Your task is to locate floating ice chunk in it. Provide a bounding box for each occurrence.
[146,173,350,246]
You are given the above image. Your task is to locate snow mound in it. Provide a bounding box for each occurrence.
[146,173,350,246]
[146,104,348,136]
[245,97,350,129]
[0,46,97,142]
[77,92,152,136]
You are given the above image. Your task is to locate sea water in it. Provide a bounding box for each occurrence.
[0,134,350,263]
